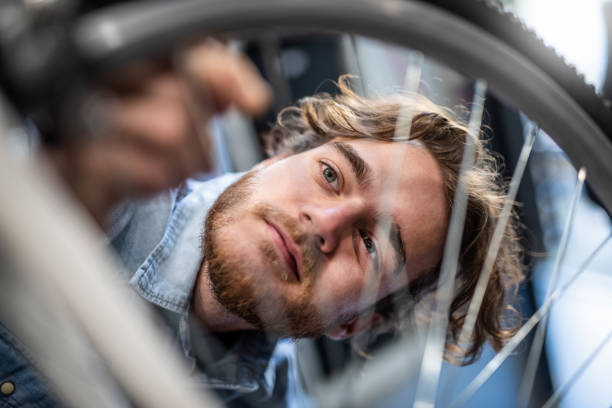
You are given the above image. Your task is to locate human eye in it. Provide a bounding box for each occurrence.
[359,229,379,269]
[321,162,340,192]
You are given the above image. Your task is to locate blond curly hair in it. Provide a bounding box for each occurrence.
[264,76,524,364]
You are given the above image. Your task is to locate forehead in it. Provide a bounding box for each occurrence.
[331,138,449,274]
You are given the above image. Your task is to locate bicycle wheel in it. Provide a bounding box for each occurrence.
[2,0,611,407]
[72,0,612,212]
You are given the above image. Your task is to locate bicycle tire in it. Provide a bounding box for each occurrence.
[426,0,612,138]
[72,0,612,215]
[2,1,609,407]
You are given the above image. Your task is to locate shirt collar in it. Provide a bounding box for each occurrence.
[130,173,243,314]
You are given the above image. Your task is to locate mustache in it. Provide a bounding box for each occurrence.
[253,204,320,279]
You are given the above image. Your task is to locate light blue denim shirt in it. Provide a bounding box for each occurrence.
[109,173,284,405]
[0,173,286,407]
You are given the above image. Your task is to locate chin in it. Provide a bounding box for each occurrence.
[202,171,327,338]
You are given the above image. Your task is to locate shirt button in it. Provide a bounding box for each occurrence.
[0,381,15,396]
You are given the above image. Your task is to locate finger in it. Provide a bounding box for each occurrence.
[87,78,214,178]
[112,98,214,178]
[171,113,213,177]
[174,73,216,175]
[110,95,194,154]
[87,141,178,194]
[53,139,180,223]
[182,42,272,116]
[101,59,173,94]
[143,72,184,102]
[82,78,185,140]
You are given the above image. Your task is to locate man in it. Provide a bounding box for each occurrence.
[1,43,523,406]
[106,76,523,405]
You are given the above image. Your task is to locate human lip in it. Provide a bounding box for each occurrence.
[264,218,302,282]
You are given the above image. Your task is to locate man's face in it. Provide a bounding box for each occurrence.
[203,138,448,338]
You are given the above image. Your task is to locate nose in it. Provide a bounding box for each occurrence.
[299,198,364,253]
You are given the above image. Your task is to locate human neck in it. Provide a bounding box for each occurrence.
[191,261,255,332]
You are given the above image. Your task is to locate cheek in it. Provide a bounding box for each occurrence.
[311,260,374,318]
[251,160,315,205]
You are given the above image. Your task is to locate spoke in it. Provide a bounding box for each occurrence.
[0,123,215,408]
[351,50,423,319]
[351,48,423,385]
[413,79,487,408]
[0,257,130,408]
[458,125,537,346]
[450,183,606,408]
[313,50,424,408]
[243,35,298,339]
[315,328,425,408]
[517,167,587,408]
[440,124,537,403]
[259,32,292,111]
[359,51,424,309]
[173,49,218,171]
[348,34,367,95]
[542,328,612,408]
[398,51,424,111]
[356,51,424,320]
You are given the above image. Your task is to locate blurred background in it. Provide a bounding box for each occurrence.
[1,0,611,407]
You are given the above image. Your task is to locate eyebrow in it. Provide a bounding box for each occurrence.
[373,213,407,274]
[388,221,407,274]
[330,141,372,189]
[330,141,407,272]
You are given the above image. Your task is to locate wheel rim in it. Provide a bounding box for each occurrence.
[76,0,612,213]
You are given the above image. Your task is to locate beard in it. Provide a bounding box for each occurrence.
[202,170,327,338]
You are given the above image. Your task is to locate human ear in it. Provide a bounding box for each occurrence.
[325,313,384,340]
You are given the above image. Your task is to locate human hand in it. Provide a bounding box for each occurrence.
[48,41,271,224]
